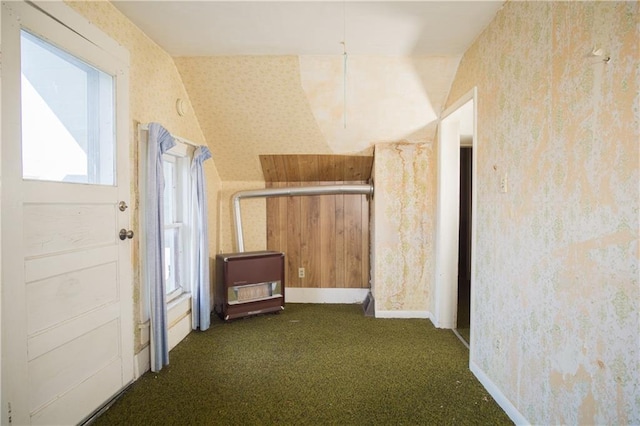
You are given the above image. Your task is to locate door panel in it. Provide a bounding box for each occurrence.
[28,320,120,412]
[23,203,117,257]
[26,261,118,334]
[30,360,123,426]
[1,2,133,424]
[25,245,117,283]
[27,304,120,362]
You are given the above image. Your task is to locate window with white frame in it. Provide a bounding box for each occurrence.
[162,149,191,300]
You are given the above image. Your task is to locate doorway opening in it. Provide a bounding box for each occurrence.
[433,88,477,350]
[456,147,472,344]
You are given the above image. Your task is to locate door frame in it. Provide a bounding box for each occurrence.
[433,88,478,337]
[1,2,132,423]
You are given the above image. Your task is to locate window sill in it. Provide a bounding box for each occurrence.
[168,292,191,319]
[166,287,185,304]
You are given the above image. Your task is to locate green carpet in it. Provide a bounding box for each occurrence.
[94,304,511,425]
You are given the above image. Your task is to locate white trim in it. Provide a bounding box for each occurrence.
[134,293,191,378]
[375,310,432,319]
[167,293,191,326]
[452,329,470,349]
[441,87,477,118]
[168,314,191,351]
[2,4,29,422]
[285,288,368,304]
[433,87,478,331]
[139,123,201,149]
[138,321,150,346]
[470,361,529,425]
[134,346,150,379]
[31,1,129,64]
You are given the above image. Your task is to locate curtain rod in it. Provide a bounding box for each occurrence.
[138,123,201,148]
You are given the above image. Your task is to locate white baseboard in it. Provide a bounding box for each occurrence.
[375,310,432,319]
[470,360,529,425]
[168,313,192,351]
[133,300,191,379]
[285,288,369,304]
[134,346,150,379]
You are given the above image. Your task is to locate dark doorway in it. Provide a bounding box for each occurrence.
[456,147,472,344]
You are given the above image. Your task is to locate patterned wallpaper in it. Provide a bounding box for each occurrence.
[217,181,267,254]
[372,142,436,313]
[175,55,460,182]
[66,0,223,353]
[174,56,332,182]
[447,1,638,423]
[175,55,459,252]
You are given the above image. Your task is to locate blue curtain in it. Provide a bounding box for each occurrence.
[146,122,175,372]
[191,146,213,331]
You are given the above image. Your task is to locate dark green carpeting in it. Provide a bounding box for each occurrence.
[94,304,511,425]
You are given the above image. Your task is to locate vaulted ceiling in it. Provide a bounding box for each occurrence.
[113,1,504,181]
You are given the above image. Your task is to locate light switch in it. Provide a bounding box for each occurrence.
[500,173,508,193]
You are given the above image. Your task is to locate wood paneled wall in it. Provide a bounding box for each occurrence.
[260,155,373,182]
[266,181,370,289]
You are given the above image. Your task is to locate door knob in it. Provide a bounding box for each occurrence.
[118,201,128,212]
[119,229,134,240]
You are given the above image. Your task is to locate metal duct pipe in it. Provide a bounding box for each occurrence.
[232,184,374,252]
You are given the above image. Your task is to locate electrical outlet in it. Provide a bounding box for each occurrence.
[298,267,305,278]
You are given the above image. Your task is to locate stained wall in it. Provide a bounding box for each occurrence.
[66,0,222,354]
[447,2,639,423]
[372,143,437,315]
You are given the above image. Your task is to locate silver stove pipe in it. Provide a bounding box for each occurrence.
[232,184,374,252]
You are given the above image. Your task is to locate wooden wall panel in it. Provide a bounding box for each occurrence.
[334,192,346,287]
[318,155,340,182]
[344,188,363,288]
[285,182,301,287]
[260,155,373,182]
[266,192,279,251]
[283,157,301,182]
[361,195,370,288]
[300,194,321,287]
[266,180,370,289]
[260,156,278,183]
[320,192,336,288]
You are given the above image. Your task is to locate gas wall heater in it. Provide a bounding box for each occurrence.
[214,251,285,320]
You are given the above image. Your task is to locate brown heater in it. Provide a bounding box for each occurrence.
[214,251,285,320]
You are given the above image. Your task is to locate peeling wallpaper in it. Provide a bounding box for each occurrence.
[66,0,222,353]
[372,143,436,313]
[447,1,639,423]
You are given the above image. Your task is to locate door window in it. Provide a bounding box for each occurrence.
[21,30,115,185]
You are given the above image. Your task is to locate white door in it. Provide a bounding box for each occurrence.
[1,2,133,424]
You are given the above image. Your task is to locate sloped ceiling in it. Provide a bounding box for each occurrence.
[175,55,460,181]
[113,1,504,182]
